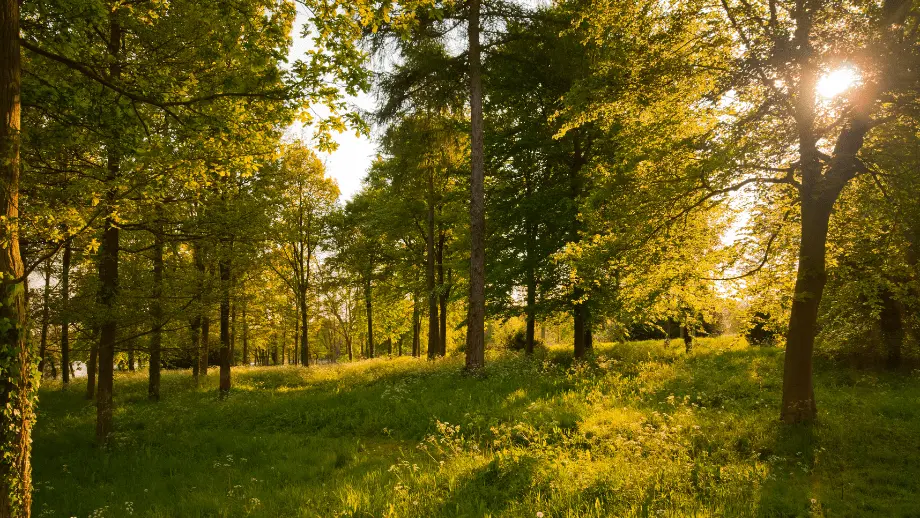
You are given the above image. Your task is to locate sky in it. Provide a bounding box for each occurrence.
[285,5,377,201]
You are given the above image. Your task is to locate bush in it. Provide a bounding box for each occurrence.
[745,312,779,346]
[503,328,543,351]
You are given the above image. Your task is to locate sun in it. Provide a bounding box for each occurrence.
[817,67,860,99]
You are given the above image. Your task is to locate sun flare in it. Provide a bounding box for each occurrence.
[817,67,860,99]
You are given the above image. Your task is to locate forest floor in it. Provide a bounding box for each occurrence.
[33,336,920,517]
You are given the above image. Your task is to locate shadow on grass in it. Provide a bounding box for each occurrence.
[433,454,539,518]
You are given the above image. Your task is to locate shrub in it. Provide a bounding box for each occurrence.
[745,312,779,346]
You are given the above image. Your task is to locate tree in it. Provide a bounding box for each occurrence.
[269,143,339,367]
[0,0,34,513]
[714,0,919,422]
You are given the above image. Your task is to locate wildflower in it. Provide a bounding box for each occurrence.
[537,512,545,518]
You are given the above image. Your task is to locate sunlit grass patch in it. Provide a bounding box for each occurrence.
[32,337,920,517]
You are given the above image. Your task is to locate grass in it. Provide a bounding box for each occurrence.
[32,336,920,517]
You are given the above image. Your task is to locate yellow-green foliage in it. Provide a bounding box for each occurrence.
[32,337,920,517]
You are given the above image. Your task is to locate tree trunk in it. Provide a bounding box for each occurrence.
[242,302,249,366]
[525,265,536,355]
[86,328,98,400]
[465,0,486,371]
[584,304,593,352]
[438,239,450,356]
[573,301,586,359]
[230,302,236,367]
[61,243,71,386]
[200,314,210,376]
[95,8,125,447]
[0,0,34,510]
[127,339,135,372]
[191,242,203,381]
[293,305,299,366]
[427,174,440,359]
[412,297,420,357]
[781,196,834,423]
[218,258,231,396]
[38,260,52,378]
[148,219,164,401]
[95,182,119,445]
[300,290,310,366]
[879,288,904,370]
[190,315,201,380]
[365,279,374,358]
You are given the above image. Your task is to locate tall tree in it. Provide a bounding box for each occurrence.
[0,0,34,513]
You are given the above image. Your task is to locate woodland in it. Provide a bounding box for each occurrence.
[1,0,919,516]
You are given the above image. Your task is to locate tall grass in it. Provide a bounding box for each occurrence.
[32,336,920,517]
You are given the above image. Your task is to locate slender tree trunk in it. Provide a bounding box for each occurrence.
[96,180,119,445]
[190,316,201,379]
[573,301,586,359]
[86,328,98,400]
[293,305,299,366]
[465,0,486,371]
[525,280,536,355]
[412,297,420,357]
[191,243,203,381]
[0,0,34,510]
[365,279,374,358]
[38,260,52,378]
[438,238,450,356]
[95,9,124,446]
[242,302,249,366]
[61,243,71,386]
[300,291,310,366]
[127,339,135,372]
[218,258,231,396]
[196,247,210,377]
[879,288,904,370]
[427,179,440,359]
[230,302,236,367]
[148,218,163,401]
[200,314,211,375]
[585,304,593,352]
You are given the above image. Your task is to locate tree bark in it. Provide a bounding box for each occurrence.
[0,0,34,510]
[781,196,833,423]
[127,339,135,372]
[573,301,586,359]
[438,238,450,356]
[879,288,904,370]
[38,260,52,378]
[148,217,164,401]
[365,278,374,358]
[465,0,486,371]
[86,328,98,400]
[218,258,231,396]
[412,296,420,357]
[427,172,440,359]
[241,302,249,365]
[230,301,236,367]
[95,8,124,447]
[61,243,71,386]
[300,290,310,366]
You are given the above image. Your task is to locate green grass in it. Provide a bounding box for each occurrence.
[32,337,920,517]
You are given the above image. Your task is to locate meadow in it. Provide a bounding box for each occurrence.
[32,337,920,517]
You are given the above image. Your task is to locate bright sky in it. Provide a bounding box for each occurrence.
[285,5,377,201]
